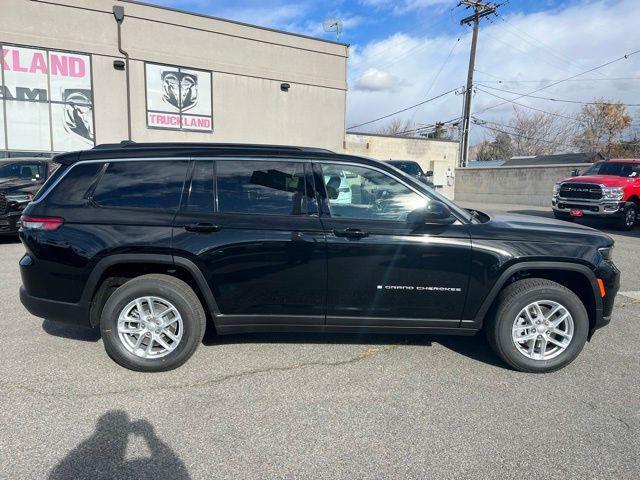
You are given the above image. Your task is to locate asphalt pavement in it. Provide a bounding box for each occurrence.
[1,205,638,479]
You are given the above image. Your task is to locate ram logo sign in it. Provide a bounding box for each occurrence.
[146,63,213,132]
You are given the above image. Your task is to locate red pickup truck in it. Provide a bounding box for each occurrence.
[552,159,640,230]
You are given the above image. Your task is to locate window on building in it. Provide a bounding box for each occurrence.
[216,160,308,216]
[145,62,213,132]
[320,163,428,222]
[93,160,188,210]
[0,44,94,152]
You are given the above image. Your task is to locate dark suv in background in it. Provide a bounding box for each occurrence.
[0,158,56,234]
[19,143,619,373]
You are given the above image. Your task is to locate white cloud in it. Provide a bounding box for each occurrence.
[359,0,452,15]
[347,0,640,140]
[355,68,403,91]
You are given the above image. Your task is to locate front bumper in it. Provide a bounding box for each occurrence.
[552,197,626,217]
[589,258,620,339]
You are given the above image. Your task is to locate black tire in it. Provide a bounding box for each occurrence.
[485,278,589,373]
[616,203,636,231]
[100,274,206,372]
[553,212,575,222]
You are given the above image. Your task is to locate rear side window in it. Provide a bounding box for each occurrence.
[216,160,309,216]
[93,160,188,210]
[44,163,104,206]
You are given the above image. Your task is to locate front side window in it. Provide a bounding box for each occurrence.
[320,163,428,221]
[216,160,309,216]
[92,160,188,210]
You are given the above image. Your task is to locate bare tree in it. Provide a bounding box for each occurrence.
[508,107,576,156]
[377,118,417,136]
[573,99,632,156]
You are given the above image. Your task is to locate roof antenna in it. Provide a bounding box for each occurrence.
[322,17,343,42]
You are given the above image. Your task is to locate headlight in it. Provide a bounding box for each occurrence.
[5,193,33,203]
[602,187,624,200]
[598,246,614,261]
[553,183,561,196]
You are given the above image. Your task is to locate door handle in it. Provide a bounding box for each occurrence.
[184,223,222,233]
[333,228,369,239]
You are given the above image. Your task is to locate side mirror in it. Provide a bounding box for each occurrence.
[571,168,581,176]
[407,201,456,227]
[425,170,434,177]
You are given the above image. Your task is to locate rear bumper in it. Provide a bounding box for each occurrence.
[20,287,89,326]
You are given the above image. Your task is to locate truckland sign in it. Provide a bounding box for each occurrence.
[0,45,94,152]
[145,62,213,132]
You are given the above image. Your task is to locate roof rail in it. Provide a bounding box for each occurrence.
[92,141,333,153]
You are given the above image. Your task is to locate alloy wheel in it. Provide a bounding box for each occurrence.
[117,296,183,359]
[511,300,574,361]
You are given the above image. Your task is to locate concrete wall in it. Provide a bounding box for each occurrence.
[454,164,584,207]
[343,133,459,197]
[2,0,348,151]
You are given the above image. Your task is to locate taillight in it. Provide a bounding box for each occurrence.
[20,216,64,231]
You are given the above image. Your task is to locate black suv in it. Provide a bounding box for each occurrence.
[0,158,56,234]
[19,143,619,373]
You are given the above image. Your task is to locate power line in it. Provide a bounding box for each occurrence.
[475,48,640,114]
[346,87,461,131]
[396,116,462,136]
[473,76,640,83]
[476,83,640,107]
[410,36,462,123]
[472,118,576,149]
[494,13,606,78]
[475,87,580,122]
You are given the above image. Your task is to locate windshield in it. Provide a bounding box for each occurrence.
[582,162,640,177]
[389,162,423,176]
[0,162,46,180]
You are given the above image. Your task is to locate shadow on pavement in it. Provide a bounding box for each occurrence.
[42,319,101,342]
[0,234,21,244]
[205,331,508,370]
[49,410,191,480]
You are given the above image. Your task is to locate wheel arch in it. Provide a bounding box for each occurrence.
[82,254,220,329]
[470,261,603,332]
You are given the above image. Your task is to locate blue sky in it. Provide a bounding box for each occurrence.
[146,0,640,139]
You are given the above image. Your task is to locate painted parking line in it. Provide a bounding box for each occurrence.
[619,291,640,300]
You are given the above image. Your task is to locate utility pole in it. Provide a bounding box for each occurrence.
[458,0,500,167]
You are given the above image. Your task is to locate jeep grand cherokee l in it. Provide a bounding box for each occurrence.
[19,143,619,373]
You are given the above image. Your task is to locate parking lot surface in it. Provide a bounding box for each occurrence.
[1,204,639,479]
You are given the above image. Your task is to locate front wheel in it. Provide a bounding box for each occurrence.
[485,278,589,373]
[616,203,637,231]
[100,274,206,372]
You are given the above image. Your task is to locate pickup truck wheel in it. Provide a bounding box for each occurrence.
[100,274,206,372]
[485,278,589,373]
[617,204,637,231]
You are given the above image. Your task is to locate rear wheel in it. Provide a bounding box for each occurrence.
[100,274,206,372]
[616,203,636,231]
[485,278,589,373]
